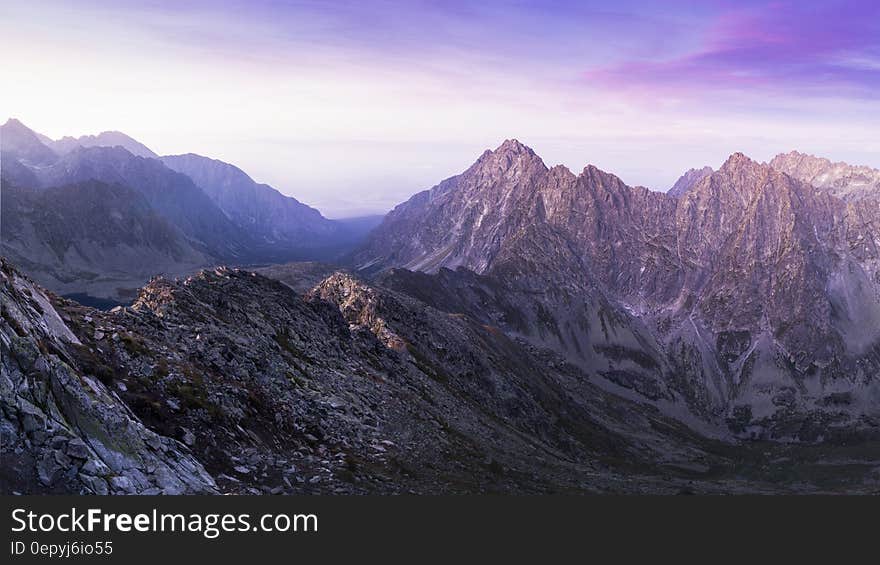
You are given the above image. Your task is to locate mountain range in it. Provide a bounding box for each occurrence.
[2,127,879,494]
[355,140,880,440]
[0,119,378,303]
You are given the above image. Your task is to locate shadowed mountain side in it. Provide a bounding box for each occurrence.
[1,179,207,302]
[30,146,250,260]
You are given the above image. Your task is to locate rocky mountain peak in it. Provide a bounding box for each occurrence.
[772,149,826,164]
[719,151,760,172]
[3,117,28,131]
[579,163,626,185]
[668,166,713,198]
[769,150,880,200]
[0,118,57,166]
[547,163,575,178]
[701,151,791,203]
[495,138,535,156]
[472,139,547,177]
[768,151,834,180]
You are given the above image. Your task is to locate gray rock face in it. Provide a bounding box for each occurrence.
[0,259,217,494]
[354,141,880,439]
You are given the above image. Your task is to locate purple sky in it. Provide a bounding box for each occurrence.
[3,0,879,216]
[586,1,880,97]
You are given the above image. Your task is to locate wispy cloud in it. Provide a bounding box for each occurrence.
[583,1,880,99]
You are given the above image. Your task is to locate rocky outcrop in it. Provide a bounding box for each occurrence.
[0,258,216,494]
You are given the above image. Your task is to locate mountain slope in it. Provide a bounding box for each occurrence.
[28,145,250,260]
[0,118,58,166]
[159,153,342,255]
[1,120,252,300]
[1,179,207,301]
[1,258,217,494]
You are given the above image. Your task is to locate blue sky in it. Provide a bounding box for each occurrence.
[2,1,878,216]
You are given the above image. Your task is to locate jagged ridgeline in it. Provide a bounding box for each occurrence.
[2,131,880,494]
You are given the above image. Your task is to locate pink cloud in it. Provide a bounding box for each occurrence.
[583,1,880,99]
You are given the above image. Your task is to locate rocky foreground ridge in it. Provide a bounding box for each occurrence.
[5,257,879,494]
